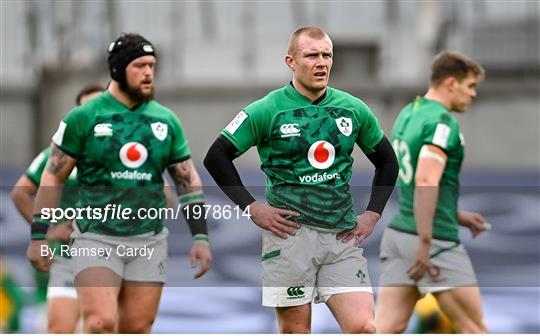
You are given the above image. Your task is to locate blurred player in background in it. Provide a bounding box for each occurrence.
[11,84,103,333]
[205,27,398,333]
[26,33,212,333]
[376,51,488,333]
[409,293,454,333]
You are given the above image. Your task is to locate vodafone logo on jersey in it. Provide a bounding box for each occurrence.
[307,141,335,169]
[119,142,148,168]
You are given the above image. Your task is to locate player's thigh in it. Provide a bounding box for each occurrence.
[275,303,312,333]
[117,281,163,333]
[76,268,121,329]
[47,297,80,333]
[71,236,125,286]
[123,231,169,283]
[262,227,317,308]
[433,286,487,333]
[326,291,375,333]
[375,286,420,333]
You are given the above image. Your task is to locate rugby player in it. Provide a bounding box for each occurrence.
[375,51,488,333]
[205,27,398,333]
[26,33,212,333]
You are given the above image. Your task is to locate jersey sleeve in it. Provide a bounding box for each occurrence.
[51,107,88,157]
[220,99,270,156]
[420,114,459,152]
[169,114,191,163]
[25,149,49,185]
[355,101,384,154]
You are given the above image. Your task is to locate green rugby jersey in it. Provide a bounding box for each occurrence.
[51,91,191,236]
[221,83,384,232]
[389,97,465,242]
[26,147,78,258]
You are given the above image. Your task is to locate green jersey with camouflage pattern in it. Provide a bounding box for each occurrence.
[221,84,384,232]
[52,91,191,236]
[26,147,78,258]
[389,97,464,242]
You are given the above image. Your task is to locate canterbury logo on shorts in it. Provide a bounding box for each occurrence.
[286,286,305,298]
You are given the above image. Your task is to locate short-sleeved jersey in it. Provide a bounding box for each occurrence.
[221,84,384,232]
[51,91,190,236]
[26,147,78,258]
[389,97,464,242]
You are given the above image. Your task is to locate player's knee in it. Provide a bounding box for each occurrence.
[84,313,116,333]
[280,322,311,334]
[394,320,409,333]
[119,316,155,333]
[453,318,487,334]
[48,320,76,334]
[375,316,407,334]
[344,320,376,334]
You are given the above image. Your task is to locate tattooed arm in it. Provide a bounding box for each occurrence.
[167,158,203,197]
[167,159,212,279]
[33,144,77,216]
[27,144,76,272]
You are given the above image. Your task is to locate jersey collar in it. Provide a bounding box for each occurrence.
[287,82,329,105]
[103,91,149,111]
[421,96,451,113]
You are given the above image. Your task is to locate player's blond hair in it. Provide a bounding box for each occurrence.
[287,27,330,56]
[430,51,485,86]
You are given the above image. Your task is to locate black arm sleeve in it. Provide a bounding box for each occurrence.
[365,135,399,215]
[203,135,256,210]
[181,202,208,236]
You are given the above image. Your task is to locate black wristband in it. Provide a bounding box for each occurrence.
[181,202,209,237]
[31,222,48,240]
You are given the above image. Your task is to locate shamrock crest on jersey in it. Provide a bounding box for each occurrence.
[335,117,352,136]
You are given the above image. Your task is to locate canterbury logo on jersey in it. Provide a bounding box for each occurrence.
[280,123,300,138]
[286,286,305,298]
[94,123,113,137]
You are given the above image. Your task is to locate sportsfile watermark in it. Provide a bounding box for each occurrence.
[39,204,251,223]
[3,185,539,287]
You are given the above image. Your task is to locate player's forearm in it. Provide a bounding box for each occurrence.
[365,136,399,215]
[167,159,204,200]
[33,143,74,215]
[31,172,64,239]
[168,159,209,241]
[204,136,256,210]
[33,172,63,216]
[413,151,445,242]
[457,209,471,226]
[11,187,35,224]
[413,183,437,242]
